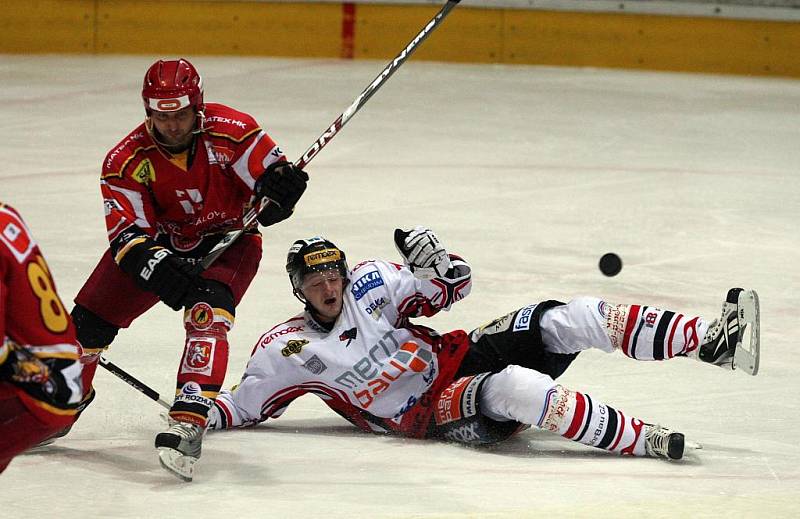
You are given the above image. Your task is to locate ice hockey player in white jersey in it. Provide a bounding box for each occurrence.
[208,227,760,461]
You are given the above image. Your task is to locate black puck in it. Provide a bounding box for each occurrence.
[599,253,622,277]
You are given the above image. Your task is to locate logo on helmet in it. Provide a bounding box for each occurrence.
[304,248,341,266]
[157,99,182,111]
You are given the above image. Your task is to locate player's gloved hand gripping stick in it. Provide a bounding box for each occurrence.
[100,0,463,409]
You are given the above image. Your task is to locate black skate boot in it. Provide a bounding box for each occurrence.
[697,288,760,375]
[644,424,685,461]
[155,420,204,482]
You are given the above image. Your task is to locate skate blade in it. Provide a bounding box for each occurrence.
[157,447,197,482]
[733,290,760,376]
[685,439,703,451]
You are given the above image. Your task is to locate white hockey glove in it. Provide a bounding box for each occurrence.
[394,226,452,279]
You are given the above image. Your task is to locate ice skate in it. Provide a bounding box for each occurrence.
[698,288,760,375]
[155,421,204,482]
[644,424,685,460]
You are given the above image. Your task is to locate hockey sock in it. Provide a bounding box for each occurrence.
[605,304,708,360]
[170,303,233,427]
[539,385,647,456]
[480,366,648,455]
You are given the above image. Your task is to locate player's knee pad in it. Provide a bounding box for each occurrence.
[432,372,525,445]
[479,365,559,425]
[540,297,617,354]
[70,304,119,351]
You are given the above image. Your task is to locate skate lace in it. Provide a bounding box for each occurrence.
[702,299,737,345]
[645,426,670,457]
[170,422,203,441]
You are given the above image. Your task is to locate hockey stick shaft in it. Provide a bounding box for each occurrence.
[201,0,461,269]
[99,356,171,410]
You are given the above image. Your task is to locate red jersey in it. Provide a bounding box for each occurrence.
[0,203,84,425]
[101,103,285,256]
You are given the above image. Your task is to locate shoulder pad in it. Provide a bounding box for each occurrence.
[258,317,306,349]
[0,204,35,263]
[203,103,261,143]
[102,124,153,179]
[349,261,390,302]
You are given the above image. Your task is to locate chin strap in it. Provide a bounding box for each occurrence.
[191,109,206,134]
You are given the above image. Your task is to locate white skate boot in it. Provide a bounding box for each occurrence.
[155,420,204,482]
[697,288,760,376]
[644,424,685,460]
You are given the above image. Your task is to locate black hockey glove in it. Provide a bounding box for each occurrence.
[118,240,203,311]
[254,161,309,227]
[0,339,84,411]
[394,226,452,279]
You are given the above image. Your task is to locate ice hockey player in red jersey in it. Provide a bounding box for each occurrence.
[69,58,308,481]
[208,227,760,462]
[0,203,91,473]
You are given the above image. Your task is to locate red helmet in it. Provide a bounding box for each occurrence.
[142,59,204,114]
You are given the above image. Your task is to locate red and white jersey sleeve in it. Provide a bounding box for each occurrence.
[0,203,83,421]
[100,103,285,256]
[212,258,472,429]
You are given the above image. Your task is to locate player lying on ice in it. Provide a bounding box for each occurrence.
[206,227,760,462]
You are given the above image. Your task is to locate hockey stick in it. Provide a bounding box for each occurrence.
[99,356,171,410]
[99,0,462,409]
[201,0,462,269]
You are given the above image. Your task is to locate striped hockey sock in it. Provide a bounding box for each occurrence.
[538,385,647,456]
[605,304,708,360]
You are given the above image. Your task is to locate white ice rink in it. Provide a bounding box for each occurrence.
[2,54,799,518]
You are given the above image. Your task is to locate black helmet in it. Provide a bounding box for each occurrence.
[286,237,348,294]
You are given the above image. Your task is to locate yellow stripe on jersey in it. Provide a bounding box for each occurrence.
[206,127,261,145]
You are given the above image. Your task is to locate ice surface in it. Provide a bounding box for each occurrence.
[2,55,799,517]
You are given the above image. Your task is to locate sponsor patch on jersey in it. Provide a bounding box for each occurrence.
[304,354,327,375]
[131,158,155,185]
[364,297,389,320]
[263,325,304,346]
[188,302,214,330]
[350,270,384,301]
[213,145,234,164]
[339,328,357,347]
[0,210,33,263]
[281,339,309,357]
[513,304,538,332]
[597,300,608,317]
[170,233,203,252]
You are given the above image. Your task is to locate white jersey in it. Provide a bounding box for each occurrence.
[212,257,472,430]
